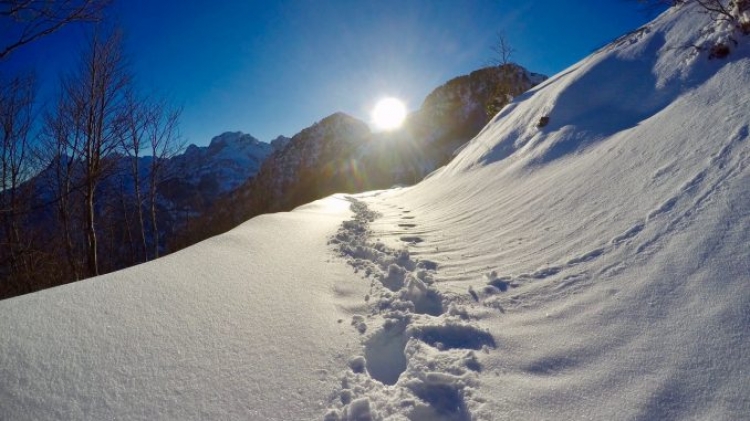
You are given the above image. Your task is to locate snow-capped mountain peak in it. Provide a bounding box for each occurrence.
[168,130,273,195]
[208,131,263,149]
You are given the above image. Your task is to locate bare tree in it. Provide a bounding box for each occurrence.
[40,87,86,281]
[485,32,521,117]
[0,0,111,60]
[119,90,149,261]
[0,72,35,291]
[696,0,750,31]
[117,90,184,262]
[145,99,182,259]
[50,27,130,277]
[489,31,515,67]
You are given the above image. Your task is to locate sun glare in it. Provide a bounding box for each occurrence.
[372,97,407,131]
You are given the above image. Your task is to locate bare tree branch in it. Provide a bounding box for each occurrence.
[0,0,110,60]
[489,31,515,66]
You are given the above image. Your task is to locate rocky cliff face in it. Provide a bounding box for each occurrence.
[361,64,547,185]
[163,131,273,208]
[252,112,371,211]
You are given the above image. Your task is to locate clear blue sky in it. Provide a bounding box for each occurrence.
[4,0,665,147]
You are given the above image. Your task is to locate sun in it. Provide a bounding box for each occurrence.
[372,97,407,130]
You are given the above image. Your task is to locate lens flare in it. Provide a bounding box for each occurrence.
[372,97,406,130]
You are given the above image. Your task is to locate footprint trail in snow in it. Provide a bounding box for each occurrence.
[325,198,495,421]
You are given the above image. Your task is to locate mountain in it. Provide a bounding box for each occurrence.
[170,65,546,221]
[182,64,546,241]
[175,131,272,192]
[158,131,274,216]
[0,60,545,296]
[172,113,372,241]
[4,4,749,419]
[408,63,546,155]
[362,63,548,185]
[269,134,291,151]
[252,112,371,211]
[0,130,274,297]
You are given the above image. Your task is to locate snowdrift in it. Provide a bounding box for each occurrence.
[0,198,370,420]
[349,4,750,420]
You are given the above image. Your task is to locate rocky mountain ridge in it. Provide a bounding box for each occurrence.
[178,64,547,244]
[158,131,277,216]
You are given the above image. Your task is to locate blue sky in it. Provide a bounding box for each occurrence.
[4,1,665,147]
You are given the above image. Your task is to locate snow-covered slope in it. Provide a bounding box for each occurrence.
[1,3,749,420]
[0,197,369,420]
[334,4,750,420]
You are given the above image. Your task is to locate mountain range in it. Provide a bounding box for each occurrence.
[0,63,545,298]
[177,64,546,244]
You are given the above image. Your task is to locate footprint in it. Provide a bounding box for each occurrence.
[523,355,579,376]
[599,262,624,277]
[400,236,424,244]
[407,378,470,420]
[412,324,496,350]
[332,198,484,419]
[380,264,407,291]
[681,170,706,193]
[487,277,511,292]
[409,287,444,316]
[417,260,438,271]
[364,323,408,385]
[554,272,589,290]
[520,266,562,280]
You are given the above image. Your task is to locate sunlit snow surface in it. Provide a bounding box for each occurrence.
[2,4,750,420]
[0,198,369,420]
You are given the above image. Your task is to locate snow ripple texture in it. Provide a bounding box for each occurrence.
[325,198,495,421]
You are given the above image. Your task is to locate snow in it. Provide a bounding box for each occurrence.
[0,197,368,420]
[2,3,750,420]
